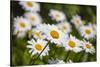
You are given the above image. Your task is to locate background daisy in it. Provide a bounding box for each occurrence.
[57,21,72,34]
[19,1,40,12]
[24,12,42,26]
[71,15,83,28]
[49,9,66,22]
[13,16,31,32]
[32,28,46,39]
[63,35,83,53]
[79,24,95,40]
[82,40,95,54]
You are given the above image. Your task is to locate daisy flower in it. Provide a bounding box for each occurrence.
[49,9,66,22]
[32,28,46,39]
[57,21,72,34]
[82,40,95,54]
[13,29,26,38]
[48,59,65,64]
[79,24,95,40]
[24,12,42,26]
[19,1,40,12]
[36,23,50,32]
[63,35,83,53]
[44,24,67,45]
[14,16,31,32]
[27,39,49,58]
[71,15,83,28]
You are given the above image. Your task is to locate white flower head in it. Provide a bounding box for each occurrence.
[57,21,72,34]
[44,24,67,45]
[32,28,47,39]
[13,29,26,38]
[49,9,66,22]
[71,15,83,28]
[24,12,42,26]
[14,16,31,32]
[63,35,83,53]
[27,39,49,58]
[19,1,40,12]
[79,24,95,40]
[82,40,95,54]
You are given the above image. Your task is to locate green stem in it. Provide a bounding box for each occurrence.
[36,41,50,59]
[31,41,50,64]
[78,52,85,62]
[64,51,70,62]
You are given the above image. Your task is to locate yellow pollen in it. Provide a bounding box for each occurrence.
[35,44,42,51]
[86,44,91,49]
[85,29,91,35]
[34,32,41,38]
[76,19,80,24]
[30,16,35,22]
[26,2,33,7]
[19,22,26,28]
[50,30,59,39]
[63,25,67,29]
[68,40,76,48]
[55,14,60,18]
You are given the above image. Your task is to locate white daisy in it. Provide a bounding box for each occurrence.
[57,21,71,34]
[44,24,67,45]
[79,24,95,40]
[14,16,31,32]
[32,28,46,39]
[36,23,50,32]
[63,35,83,53]
[13,29,26,38]
[19,1,40,12]
[49,9,66,22]
[71,15,83,28]
[27,39,49,58]
[24,12,42,26]
[82,40,95,54]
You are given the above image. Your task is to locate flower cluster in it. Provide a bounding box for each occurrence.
[13,1,96,64]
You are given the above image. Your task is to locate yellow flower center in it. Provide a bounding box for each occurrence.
[35,44,42,51]
[76,19,80,24]
[63,25,67,29]
[26,2,33,7]
[68,40,76,48]
[30,16,35,22]
[50,30,59,39]
[19,22,26,28]
[85,29,91,35]
[86,44,91,49]
[55,14,60,18]
[34,32,41,38]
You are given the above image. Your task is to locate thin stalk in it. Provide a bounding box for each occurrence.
[31,41,50,64]
[64,51,70,62]
[36,41,50,59]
